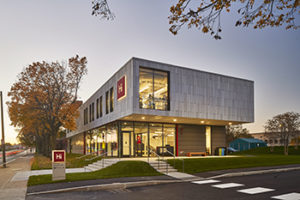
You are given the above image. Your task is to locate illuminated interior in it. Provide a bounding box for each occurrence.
[139,67,169,110]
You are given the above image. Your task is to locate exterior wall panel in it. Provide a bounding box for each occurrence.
[211,126,226,154]
[132,58,254,123]
[177,125,206,156]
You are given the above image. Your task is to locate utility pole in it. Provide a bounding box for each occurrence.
[0,91,6,168]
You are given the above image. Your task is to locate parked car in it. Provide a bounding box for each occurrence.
[227,147,238,154]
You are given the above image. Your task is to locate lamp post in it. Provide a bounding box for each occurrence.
[0,91,6,168]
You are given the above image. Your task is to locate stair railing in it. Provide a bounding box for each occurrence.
[76,151,97,159]
[163,149,185,173]
[147,147,162,171]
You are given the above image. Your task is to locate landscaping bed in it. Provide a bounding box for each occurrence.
[28,161,162,186]
[31,153,102,170]
[167,155,300,174]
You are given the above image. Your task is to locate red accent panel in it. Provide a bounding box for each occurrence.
[117,76,126,100]
[176,124,178,156]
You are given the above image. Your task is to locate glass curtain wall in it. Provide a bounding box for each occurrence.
[134,123,148,157]
[163,124,176,155]
[107,123,118,156]
[83,121,175,157]
[149,123,163,156]
[98,127,106,155]
[139,67,169,110]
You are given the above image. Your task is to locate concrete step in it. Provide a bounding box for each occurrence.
[85,165,100,172]
[149,163,170,167]
[157,168,178,173]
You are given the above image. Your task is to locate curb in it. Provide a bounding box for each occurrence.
[208,166,300,179]
[26,179,182,196]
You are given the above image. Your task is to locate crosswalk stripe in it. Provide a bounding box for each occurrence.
[192,180,221,185]
[212,183,244,189]
[238,187,275,194]
[271,193,300,200]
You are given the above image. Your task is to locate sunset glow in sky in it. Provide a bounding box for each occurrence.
[0,0,299,143]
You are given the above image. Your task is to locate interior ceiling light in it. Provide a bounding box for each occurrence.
[173,119,177,122]
[201,121,205,124]
[229,122,232,125]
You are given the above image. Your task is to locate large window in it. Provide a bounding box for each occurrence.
[110,87,114,112]
[89,104,92,122]
[139,67,169,110]
[100,96,103,117]
[91,102,95,121]
[106,91,109,114]
[84,108,88,125]
[96,98,99,119]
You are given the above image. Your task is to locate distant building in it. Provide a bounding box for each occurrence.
[251,132,294,147]
[66,58,254,157]
[229,138,267,151]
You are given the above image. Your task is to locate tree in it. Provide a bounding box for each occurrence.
[226,124,252,145]
[91,0,299,39]
[7,55,87,157]
[264,112,300,155]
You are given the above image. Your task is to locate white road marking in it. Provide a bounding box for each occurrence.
[212,183,244,189]
[192,180,221,184]
[238,187,275,194]
[271,193,300,200]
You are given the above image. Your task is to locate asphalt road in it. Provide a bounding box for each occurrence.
[26,170,300,200]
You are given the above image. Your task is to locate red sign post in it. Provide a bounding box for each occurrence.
[52,150,66,181]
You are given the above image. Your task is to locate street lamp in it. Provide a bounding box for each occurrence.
[0,91,6,168]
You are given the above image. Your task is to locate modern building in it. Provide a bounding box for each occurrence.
[229,138,267,151]
[66,57,254,157]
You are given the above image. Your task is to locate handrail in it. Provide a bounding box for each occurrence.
[163,149,175,169]
[85,151,108,162]
[76,151,97,159]
[147,147,162,171]
[163,148,184,173]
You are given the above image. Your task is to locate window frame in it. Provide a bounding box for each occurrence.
[106,91,109,114]
[110,87,114,112]
[139,66,170,111]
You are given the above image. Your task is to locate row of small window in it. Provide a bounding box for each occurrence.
[83,87,114,125]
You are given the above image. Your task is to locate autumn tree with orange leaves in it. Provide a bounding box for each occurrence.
[91,0,299,39]
[7,55,87,156]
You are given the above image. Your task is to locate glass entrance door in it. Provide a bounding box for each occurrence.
[122,131,131,157]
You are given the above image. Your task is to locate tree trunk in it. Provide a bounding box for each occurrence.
[284,138,289,155]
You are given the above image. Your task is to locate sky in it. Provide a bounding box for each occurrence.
[0,0,299,144]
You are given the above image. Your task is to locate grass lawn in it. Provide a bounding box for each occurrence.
[232,146,300,155]
[28,161,162,186]
[168,147,300,174]
[31,153,102,170]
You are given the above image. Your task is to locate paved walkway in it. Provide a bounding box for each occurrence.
[0,150,33,200]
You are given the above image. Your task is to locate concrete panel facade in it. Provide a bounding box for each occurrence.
[132,58,254,123]
[67,57,254,141]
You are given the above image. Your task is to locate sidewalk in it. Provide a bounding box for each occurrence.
[0,151,33,200]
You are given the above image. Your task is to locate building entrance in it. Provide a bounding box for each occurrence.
[122,131,131,157]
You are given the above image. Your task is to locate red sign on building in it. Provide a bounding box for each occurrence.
[117,76,126,100]
[52,150,65,163]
